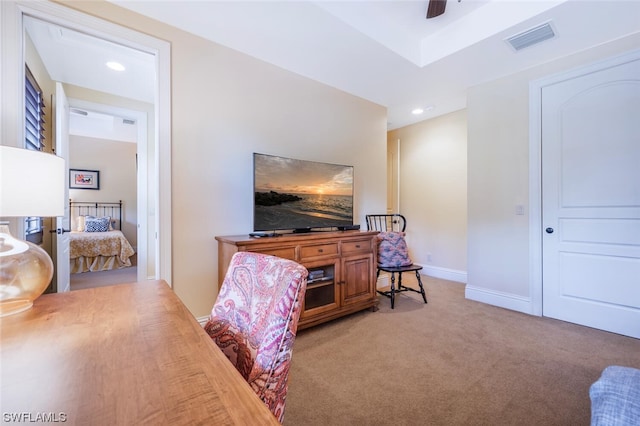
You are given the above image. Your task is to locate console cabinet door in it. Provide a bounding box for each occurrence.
[301,258,341,319]
[341,253,375,307]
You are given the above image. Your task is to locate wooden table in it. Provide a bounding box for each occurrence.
[0,280,280,425]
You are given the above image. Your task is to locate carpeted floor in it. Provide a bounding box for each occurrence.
[284,275,640,425]
[70,266,138,291]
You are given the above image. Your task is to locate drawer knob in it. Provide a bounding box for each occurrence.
[318,248,324,253]
[355,244,360,248]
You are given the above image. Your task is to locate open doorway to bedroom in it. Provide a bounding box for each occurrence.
[16,3,170,290]
[2,1,171,290]
[24,15,151,290]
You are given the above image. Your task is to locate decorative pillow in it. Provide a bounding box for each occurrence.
[590,366,640,425]
[75,215,86,232]
[85,215,113,230]
[376,231,413,267]
[85,216,110,232]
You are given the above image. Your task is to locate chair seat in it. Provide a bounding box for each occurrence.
[377,264,423,273]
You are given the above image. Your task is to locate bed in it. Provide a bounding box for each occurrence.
[69,200,135,273]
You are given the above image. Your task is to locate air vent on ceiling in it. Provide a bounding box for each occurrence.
[122,118,136,125]
[506,22,556,51]
[70,108,88,116]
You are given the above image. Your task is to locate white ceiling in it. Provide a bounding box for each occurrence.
[24,15,156,104]
[28,1,640,130]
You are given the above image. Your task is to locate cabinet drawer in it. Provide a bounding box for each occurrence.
[300,243,338,260]
[342,239,370,254]
[250,246,297,261]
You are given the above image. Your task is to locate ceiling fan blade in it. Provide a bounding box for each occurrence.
[426,0,447,19]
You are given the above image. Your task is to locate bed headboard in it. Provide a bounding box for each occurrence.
[69,200,123,231]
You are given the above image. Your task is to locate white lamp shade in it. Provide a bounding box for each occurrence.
[0,146,65,217]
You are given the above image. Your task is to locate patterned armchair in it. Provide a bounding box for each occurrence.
[204,252,308,423]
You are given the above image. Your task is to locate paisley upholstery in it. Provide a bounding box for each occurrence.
[204,252,308,423]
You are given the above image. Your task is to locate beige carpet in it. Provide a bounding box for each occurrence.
[284,276,640,425]
[70,266,138,291]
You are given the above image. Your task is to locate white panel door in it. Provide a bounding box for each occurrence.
[55,82,70,293]
[541,57,640,338]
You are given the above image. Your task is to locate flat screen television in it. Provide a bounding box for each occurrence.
[253,153,354,232]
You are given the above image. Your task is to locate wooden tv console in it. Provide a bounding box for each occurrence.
[216,231,379,330]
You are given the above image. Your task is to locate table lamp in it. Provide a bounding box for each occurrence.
[0,146,65,316]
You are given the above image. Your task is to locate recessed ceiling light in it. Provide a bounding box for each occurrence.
[411,108,424,115]
[106,61,125,71]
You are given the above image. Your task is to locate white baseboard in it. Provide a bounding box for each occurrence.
[465,285,533,315]
[420,265,467,283]
[196,316,209,327]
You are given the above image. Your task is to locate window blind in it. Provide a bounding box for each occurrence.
[25,66,45,152]
[24,66,46,242]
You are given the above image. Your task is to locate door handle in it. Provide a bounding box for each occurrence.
[545,227,554,234]
[57,228,71,234]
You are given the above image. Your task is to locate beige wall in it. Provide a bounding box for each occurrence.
[60,1,388,318]
[69,136,138,248]
[466,32,640,313]
[387,109,467,282]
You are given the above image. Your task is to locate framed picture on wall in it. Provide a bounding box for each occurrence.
[69,169,100,190]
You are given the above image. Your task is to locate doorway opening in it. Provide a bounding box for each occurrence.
[1,1,172,288]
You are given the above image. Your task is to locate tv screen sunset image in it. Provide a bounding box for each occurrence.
[253,153,354,231]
